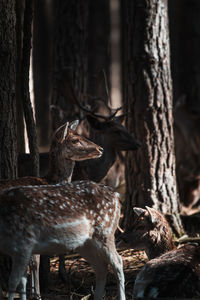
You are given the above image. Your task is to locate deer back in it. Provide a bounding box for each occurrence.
[133,243,200,299]
[0,181,121,255]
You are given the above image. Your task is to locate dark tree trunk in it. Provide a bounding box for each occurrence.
[0,0,17,295]
[0,0,17,179]
[16,0,25,154]
[88,0,111,99]
[178,0,200,112]
[169,0,200,112]
[52,0,89,128]
[33,0,53,148]
[122,0,184,236]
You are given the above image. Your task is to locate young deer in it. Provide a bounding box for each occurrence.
[118,206,200,299]
[0,120,103,190]
[0,181,125,300]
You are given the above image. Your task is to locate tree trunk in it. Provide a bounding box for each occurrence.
[21,0,39,177]
[122,0,184,236]
[52,0,89,129]
[0,0,17,295]
[16,0,25,155]
[0,0,17,179]
[33,0,53,148]
[88,0,111,99]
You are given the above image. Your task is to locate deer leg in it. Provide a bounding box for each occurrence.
[106,242,125,300]
[58,255,68,283]
[30,254,41,299]
[8,252,31,300]
[78,243,108,300]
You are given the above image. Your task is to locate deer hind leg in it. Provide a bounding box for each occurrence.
[78,242,108,300]
[8,251,32,300]
[105,241,125,300]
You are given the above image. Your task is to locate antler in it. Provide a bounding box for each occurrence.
[58,69,125,121]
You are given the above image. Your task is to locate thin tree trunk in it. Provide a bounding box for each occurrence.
[33,0,53,148]
[21,0,39,177]
[122,0,184,236]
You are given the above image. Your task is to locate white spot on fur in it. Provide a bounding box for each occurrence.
[105,214,109,222]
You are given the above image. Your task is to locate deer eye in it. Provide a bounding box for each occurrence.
[71,139,79,144]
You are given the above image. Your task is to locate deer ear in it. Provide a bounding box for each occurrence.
[60,122,69,143]
[69,120,79,131]
[133,207,146,216]
[145,206,158,224]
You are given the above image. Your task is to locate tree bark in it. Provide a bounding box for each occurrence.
[0,0,17,179]
[0,0,17,294]
[21,0,39,177]
[88,0,111,99]
[33,0,53,148]
[52,0,89,129]
[122,0,184,236]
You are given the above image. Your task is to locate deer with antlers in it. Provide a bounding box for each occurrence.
[0,181,125,300]
[19,71,141,186]
[118,206,200,299]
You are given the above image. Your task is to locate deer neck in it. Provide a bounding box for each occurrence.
[45,153,75,184]
[145,236,175,260]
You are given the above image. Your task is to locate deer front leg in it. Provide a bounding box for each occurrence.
[8,251,32,300]
[78,242,108,300]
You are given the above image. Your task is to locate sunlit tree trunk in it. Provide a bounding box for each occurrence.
[122,0,184,236]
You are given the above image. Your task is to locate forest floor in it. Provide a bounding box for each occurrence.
[39,249,147,300]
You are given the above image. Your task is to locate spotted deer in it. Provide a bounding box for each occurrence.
[0,181,125,300]
[118,206,200,299]
[0,120,103,190]
[0,120,103,298]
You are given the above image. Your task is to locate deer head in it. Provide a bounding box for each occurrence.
[46,120,103,183]
[87,115,141,151]
[0,181,125,300]
[50,120,103,161]
[118,206,174,259]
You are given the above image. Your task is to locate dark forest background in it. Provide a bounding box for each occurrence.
[1,0,200,299]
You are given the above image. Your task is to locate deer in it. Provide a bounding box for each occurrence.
[1,120,103,190]
[18,114,141,185]
[18,71,141,186]
[72,114,141,183]
[0,181,125,300]
[0,120,103,298]
[118,206,200,299]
